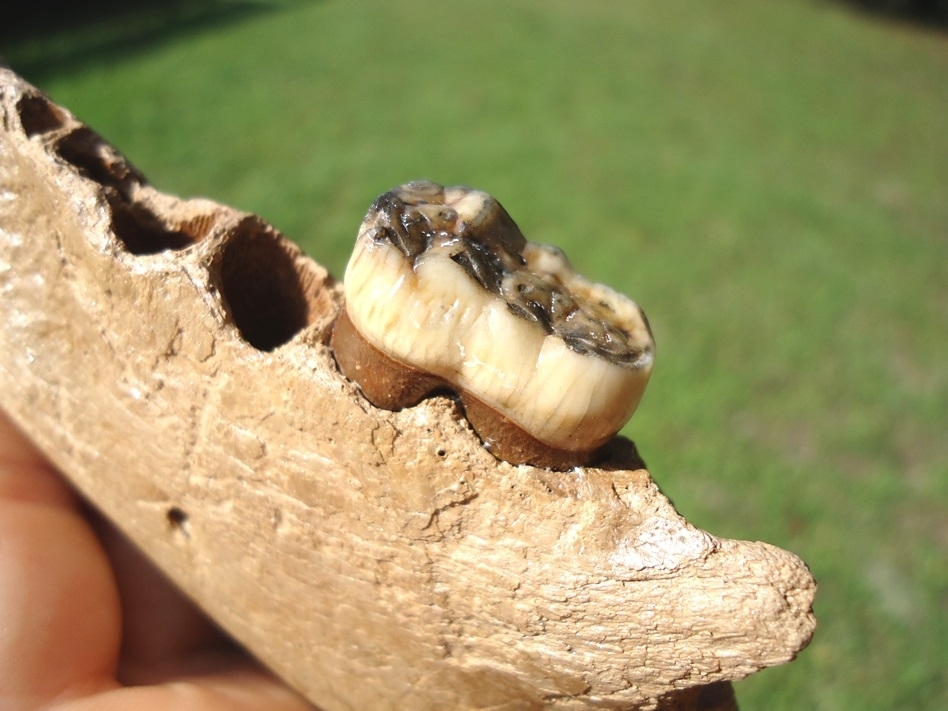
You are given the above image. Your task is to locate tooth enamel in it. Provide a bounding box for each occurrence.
[333,181,655,467]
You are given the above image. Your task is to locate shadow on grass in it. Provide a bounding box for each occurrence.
[1,0,316,82]
[831,0,948,29]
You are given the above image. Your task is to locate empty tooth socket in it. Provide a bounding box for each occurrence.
[16,93,68,137]
[55,126,146,194]
[214,218,320,352]
[107,193,217,255]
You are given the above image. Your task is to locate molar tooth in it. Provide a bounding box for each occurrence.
[331,181,655,469]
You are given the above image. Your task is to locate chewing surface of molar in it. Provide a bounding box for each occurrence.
[332,180,655,467]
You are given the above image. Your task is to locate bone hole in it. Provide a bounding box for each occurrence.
[166,506,190,539]
[54,126,145,191]
[217,219,311,351]
[107,193,213,254]
[16,94,67,137]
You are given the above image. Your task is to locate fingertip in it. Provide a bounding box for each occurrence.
[0,408,80,510]
[0,503,121,708]
[0,407,46,465]
[48,665,316,711]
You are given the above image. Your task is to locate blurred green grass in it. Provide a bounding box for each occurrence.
[4,0,946,708]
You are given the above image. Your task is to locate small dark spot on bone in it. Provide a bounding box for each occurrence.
[166,507,191,540]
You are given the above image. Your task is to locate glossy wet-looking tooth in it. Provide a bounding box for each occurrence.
[335,181,655,468]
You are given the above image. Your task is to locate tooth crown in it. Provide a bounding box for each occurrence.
[339,181,654,460]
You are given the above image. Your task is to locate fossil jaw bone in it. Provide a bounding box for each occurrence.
[331,181,655,468]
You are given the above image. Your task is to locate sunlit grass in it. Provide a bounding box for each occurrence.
[5,1,947,708]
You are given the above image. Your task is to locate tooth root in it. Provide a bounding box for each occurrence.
[330,308,443,410]
[333,182,655,469]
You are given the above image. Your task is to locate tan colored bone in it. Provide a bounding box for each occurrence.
[0,68,815,711]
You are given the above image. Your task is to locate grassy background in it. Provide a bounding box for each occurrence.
[4,0,946,708]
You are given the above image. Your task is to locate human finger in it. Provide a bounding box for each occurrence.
[0,409,121,709]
